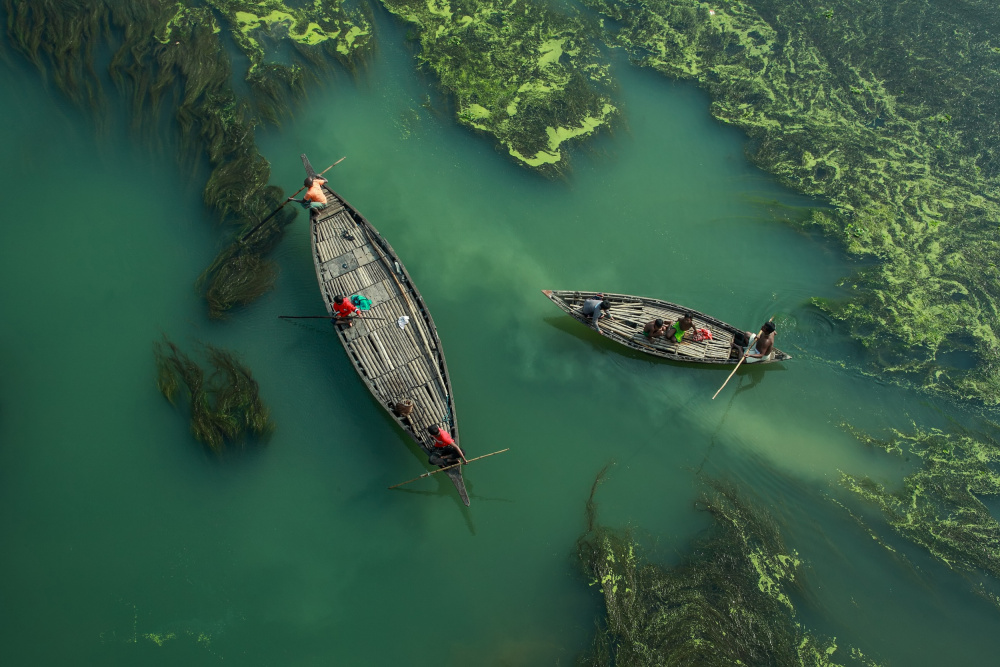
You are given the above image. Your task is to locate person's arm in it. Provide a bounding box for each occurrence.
[454,443,469,464]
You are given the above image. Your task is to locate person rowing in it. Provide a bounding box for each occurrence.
[288,175,328,215]
[332,294,363,327]
[744,321,776,363]
[427,425,468,466]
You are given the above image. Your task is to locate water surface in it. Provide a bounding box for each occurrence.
[1,16,998,666]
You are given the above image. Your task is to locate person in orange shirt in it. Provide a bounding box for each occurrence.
[288,176,328,214]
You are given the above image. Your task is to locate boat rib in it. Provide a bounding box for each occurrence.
[305,154,469,505]
[541,290,791,365]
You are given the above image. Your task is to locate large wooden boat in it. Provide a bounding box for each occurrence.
[305,155,469,505]
[541,290,791,365]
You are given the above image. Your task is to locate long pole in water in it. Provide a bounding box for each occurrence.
[279,315,390,321]
[239,156,346,243]
[711,316,774,400]
[388,449,510,489]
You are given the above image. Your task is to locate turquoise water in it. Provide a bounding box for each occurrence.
[2,15,999,666]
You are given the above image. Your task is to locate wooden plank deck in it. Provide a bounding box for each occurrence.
[310,186,459,460]
[544,290,788,365]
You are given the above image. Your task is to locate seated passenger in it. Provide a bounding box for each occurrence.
[642,318,670,340]
[665,312,695,344]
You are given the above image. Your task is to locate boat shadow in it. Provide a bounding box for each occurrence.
[543,315,790,375]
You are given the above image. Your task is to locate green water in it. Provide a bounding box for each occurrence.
[1,16,999,667]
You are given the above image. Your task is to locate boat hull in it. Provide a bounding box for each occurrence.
[305,156,469,505]
[541,290,791,365]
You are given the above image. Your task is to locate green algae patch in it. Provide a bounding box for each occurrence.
[585,0,1000,404]
[380,0,617,174]
[143,632,177,646]
[154,336,273,455]
[577,470,862,666]
[841,426,1000,600]
[210,0,372,75]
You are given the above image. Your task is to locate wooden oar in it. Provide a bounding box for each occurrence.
[711,316,774,400]
[279,315,388,321]
[388,448,509,489]
[239,156,346,243]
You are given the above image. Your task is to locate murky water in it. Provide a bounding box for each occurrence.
[2,15,998,666]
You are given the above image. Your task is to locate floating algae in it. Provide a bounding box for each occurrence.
[840,425,1000,605]
[2,0,370,317]
[577,470,869,666]
[207,0,373,124]
[582,0,1000,403]
[154,336,273,454]
[379,0,617,173]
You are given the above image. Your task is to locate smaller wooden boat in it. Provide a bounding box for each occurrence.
[541,290,791,364]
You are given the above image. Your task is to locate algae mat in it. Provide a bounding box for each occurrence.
[584,0,1000,405]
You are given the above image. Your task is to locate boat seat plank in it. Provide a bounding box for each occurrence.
[319,251,359,281]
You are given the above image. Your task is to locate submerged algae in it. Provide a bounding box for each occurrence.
[380,0,617,172]
[841,425,1000,600]
[577,472,859,666]
[2,0,369,317]
[154,337,273,454]
[584,0,1000,403]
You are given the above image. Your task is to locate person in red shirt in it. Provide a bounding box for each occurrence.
[332,294,361,327]
[427,424,468,466]
[288,176,328,215]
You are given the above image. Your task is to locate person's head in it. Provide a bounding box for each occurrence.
[681,312,694,322]
[762,321,776,334]
[427,425,440,436]
[333,295,344,304]
[654,318,664,328]
[304,176,314,188]
[600,300,611,311]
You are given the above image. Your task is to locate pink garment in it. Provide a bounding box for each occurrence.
[692,328,713,342]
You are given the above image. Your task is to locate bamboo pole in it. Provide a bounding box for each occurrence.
[279,315,388,321]
[711,316,774,400]
[388,449,509,489]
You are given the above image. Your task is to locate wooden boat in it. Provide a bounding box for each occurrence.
[305,155,469,505]
[541,290,791,364]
